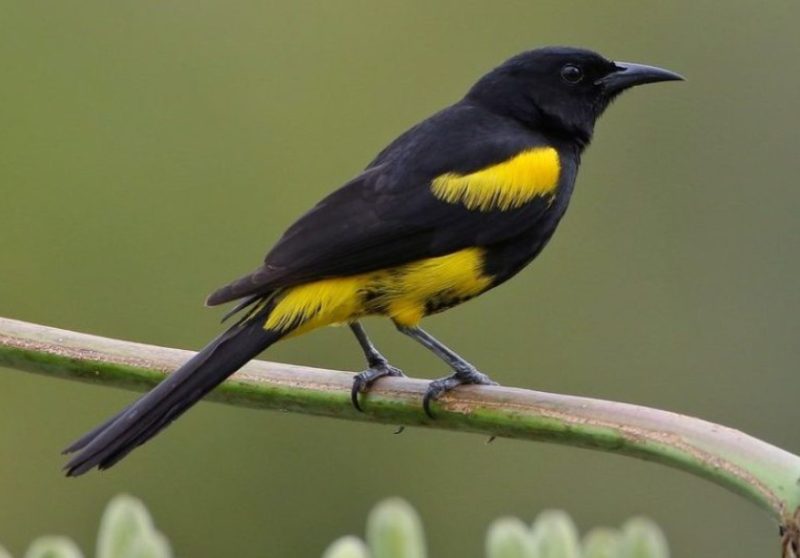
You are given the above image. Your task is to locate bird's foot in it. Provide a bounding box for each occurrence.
[351,360,405,412]
[423,367,498,418]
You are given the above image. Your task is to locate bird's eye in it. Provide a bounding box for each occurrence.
[560,64,583,84]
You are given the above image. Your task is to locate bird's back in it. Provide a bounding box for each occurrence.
[208,100,580,308]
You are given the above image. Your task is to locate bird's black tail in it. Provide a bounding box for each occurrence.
[63,303,282,476]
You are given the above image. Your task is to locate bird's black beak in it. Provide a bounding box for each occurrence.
[598,62,684,95]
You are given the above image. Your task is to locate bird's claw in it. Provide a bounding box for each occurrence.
[422,368,497,418]
[351,361,405,412]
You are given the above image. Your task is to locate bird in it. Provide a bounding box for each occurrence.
[63,46,682,476]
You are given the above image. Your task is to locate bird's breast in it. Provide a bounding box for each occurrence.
[430,147,561,211]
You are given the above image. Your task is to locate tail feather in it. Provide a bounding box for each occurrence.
[63,412,125,454]
[63,309,282,476]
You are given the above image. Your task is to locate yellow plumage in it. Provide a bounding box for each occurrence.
[265,248,491,335]
[430,147,561,211]
[265,149,564,337]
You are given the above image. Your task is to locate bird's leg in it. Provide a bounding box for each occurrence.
[349,322,404,412]
[395,324,497,417]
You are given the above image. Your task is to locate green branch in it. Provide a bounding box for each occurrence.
[1,316,798,555]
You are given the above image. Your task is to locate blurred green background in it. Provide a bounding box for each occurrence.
[1,1,799,556]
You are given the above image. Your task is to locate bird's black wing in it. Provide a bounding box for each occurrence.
[207,103,568,306]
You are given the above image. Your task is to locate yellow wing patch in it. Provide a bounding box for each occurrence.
[264,248,491,335]
[431,147,561,211]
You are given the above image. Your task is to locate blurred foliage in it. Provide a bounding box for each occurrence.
[324,499,669,558]
[95,496,171,558]
[23,538,83,558]
[0,496,668,558]
[0,496,170,558]
[366,498,427,558]
[1,1,799,557]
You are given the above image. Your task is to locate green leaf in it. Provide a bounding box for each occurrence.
[96,494,172,558]
[366,498,427,558]
[582,528,621,558]
[24,537,84,558]
[530,510,581,558]
[0,544,13,558]
[322,536,371,558]
[486,517,535,558]
[619,518,669,558]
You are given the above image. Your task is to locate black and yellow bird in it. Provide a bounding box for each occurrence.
[63,47,682,475]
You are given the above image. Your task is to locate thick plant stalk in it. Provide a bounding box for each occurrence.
[0,316,798,555]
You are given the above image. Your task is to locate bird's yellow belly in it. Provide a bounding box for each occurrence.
[264,247,492,336]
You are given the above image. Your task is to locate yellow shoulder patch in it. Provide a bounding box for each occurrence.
[430,147,561,211]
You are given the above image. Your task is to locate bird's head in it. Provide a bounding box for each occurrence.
[466,46,683,147]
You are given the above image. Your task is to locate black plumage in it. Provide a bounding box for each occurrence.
[64,46,681,475]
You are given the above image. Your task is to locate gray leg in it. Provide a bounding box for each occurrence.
[351,322,388,367]
[349,322,404,411]
[395,324,497,417]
